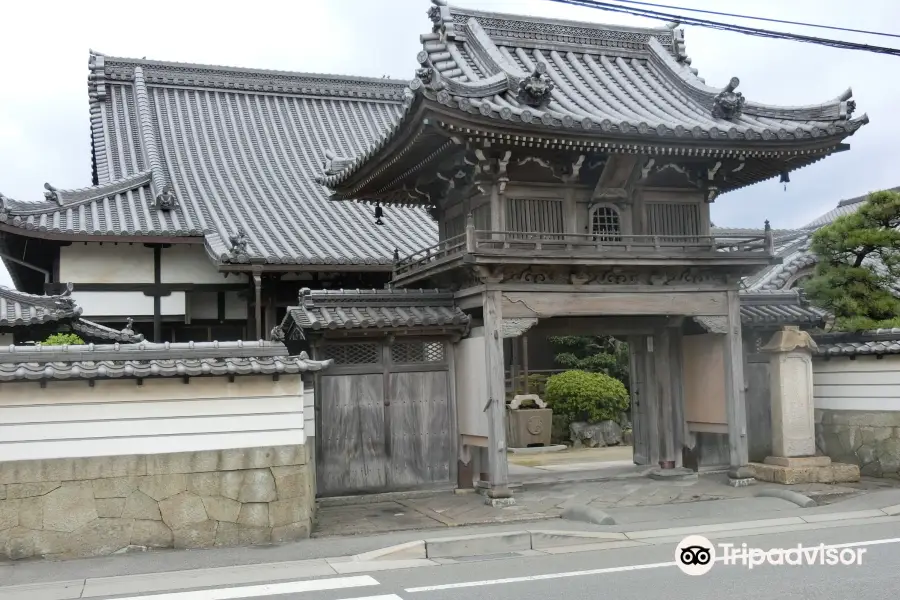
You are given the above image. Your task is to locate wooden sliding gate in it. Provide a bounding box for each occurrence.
[314,338,453,497]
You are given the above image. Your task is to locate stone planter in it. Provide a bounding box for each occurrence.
[507,394,552,448]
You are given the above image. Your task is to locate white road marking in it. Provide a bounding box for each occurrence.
[114,574,379,600]
[339,596,405,600]
[405,536,900,592]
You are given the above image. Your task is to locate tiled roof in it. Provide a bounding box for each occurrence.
[0,53,438,266]
[71,318,145,343]
[281,287,470,337]
[0,341,330,381]
[0,285,82,328]
[739,290,828,327]
[814,329,900,357]
[321,2,866,192]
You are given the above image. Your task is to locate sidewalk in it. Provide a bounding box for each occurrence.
[313,470,893,537]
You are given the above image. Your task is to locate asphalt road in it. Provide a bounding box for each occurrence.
[72,520,900,600]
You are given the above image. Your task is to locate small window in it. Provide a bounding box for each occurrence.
[590,205,621,241]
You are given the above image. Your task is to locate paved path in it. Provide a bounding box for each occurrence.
[313,473,893,537]
[10,508,900,599]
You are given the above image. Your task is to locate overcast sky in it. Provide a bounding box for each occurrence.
[1,0,898,288]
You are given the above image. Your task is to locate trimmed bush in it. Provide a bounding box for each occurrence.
[544,369,629,423]
[43,333,85,346]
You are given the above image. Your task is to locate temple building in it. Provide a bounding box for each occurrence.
[0,1,867,498]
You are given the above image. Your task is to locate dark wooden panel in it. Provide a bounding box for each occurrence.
[318,374,385,496]
[745,361,773,463]
[388,371,452,488]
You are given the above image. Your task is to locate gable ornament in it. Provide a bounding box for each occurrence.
[154,183,177,211]
[228,226,250,260]
[712,77,745,120]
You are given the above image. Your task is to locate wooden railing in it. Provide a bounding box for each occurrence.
[392,222,775,281]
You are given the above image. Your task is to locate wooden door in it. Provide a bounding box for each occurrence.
[388,371,452,487]
[317,374,387,496]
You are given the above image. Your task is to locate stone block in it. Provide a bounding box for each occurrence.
[268,498,306,528]
[145,449,222,475]
[860,426,893,446]
[122,490,162,521]
[239,469,276,503]
[763,456,832,468]
[237,503,269,528]
[0,458,76,485]
[96,498,126,518]
[131,519,172,548]
[173,520,217,549]
[73,454,146,480]
[0,484,5,500]
[214,521,270,547]
[92,477,140,499]
[187,472,220,497]
[159,492,208,529]
[271,522,310,544]
[877,439,900,473]
[43,482,98,533]
[62,518,134,559]
[138,474,187,501]
[201,496,241,523]
[273,444,306,466]
[7,481,60,499]
[750,462,860,484]
[0,499,20,529]
[19,498,43,529]
[219,471,243,501]
[1,527,36,560]
[271,465,307,500]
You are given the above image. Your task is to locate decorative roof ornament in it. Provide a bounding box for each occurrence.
[43,183,63,206]
[269,325,285,342]
[516,62,554,109]
[228,227,250,260]
[154,183,177,211]
[322,149,352,176]
[121,317,136,337]
[712,77,745,120]
[374,202,384,226]
[845,100,857,118]
[428,0,455,38]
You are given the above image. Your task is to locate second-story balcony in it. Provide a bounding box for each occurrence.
[392,222,777,288]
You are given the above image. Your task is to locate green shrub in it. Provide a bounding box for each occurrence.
[43,333,85,346]
[544,369,629,423]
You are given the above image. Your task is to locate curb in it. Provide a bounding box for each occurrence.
[561,505,616,525]
[755,488,817,508]
[353,508,900,561]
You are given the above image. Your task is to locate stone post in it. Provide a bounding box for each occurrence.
[750,326,860,484]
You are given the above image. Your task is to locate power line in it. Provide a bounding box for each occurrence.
[609,0,900,39]
[544,0,900,57]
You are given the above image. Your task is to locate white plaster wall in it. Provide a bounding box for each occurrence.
[59,243,154,284]
[225,291,246,320]
[455,327,489,438]
[161,245,247,284]
[0,374,305,461]
[304,385,315,437]
[814,355,900,411]
[71,291,185,317]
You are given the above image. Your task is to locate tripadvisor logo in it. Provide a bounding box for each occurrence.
[675,535,866,575]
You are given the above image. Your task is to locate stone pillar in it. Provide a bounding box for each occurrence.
[751,326,860,484]
[482,289,514,505]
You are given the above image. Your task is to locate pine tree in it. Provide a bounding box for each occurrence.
[805,189,900,331]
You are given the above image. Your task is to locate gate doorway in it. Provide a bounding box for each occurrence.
[315,338,454,497]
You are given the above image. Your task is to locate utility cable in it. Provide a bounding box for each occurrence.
[544,0,900,56]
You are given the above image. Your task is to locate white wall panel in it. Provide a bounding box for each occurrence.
[161,245,246,284]
[814,355,900,411]
[60,243,154,283]
[72,291,185,317]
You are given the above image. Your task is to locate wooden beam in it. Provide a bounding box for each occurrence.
[501,291,728,318]
[642,337,660,465]
[253,270,263,341]
[669,325,686,468]
[723,289,750,476]
[482,289,512,500]
[653,328,676,468]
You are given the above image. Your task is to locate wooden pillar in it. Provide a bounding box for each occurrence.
[643,336,660,466]
[723,289,751,477]
[265,285,276,340]
[669,326,686,469]
[510,336,520,394]
[253,270,263,341]
[153,246,162,343]
[653,329,676,468]
[482,289,512,499]
[522,334,530,394]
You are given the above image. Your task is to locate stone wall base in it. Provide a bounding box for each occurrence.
[0,444,314,560]
[749,456,860,484]
[815,409,900,478]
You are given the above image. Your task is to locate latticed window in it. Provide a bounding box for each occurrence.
[320,343,381,365]
[391,341,445,364]
[590,205,621,241]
